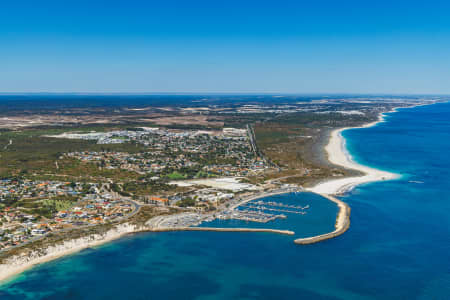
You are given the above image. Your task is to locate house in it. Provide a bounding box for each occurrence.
[147,196,168,206]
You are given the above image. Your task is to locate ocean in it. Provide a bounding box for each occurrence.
[1,102,450,299]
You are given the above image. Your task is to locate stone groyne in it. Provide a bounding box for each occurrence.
[294,194,351,245]
[149,227,295,235]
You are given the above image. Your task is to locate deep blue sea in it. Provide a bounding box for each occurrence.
[1,102,450,299]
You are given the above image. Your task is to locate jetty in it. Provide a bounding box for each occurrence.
[229,187,302,210]
[217,209,287,223]
[243,204,307,215]
[253,200,310,210]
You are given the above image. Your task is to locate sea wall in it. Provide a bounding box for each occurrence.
[149,227,295,235]
[294,194,350,245]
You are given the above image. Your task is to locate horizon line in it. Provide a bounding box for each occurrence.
[0,92,448,97]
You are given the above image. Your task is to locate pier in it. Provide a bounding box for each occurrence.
[229,187,303,210]
[223,187,308,223]
[253,200,310,210]
[242,203,309,215]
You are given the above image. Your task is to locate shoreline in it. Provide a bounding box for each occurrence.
[295,107,401,244]
[0,105,423,284]
[297,105,430,244]
[307,107,400,195]
[0,223,137,284]
[0,189,298,284]
[0,220,295,284]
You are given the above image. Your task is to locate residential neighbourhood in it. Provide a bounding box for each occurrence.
[0,127,274,251]
[60,127,268,178]
[0,179,136,251]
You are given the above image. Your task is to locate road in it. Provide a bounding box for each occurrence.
[2,139,12,150]
[246,124,280,170]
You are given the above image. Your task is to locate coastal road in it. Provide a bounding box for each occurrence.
[246,124,259,157]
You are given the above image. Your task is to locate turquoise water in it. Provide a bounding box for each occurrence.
[1,102,450,299]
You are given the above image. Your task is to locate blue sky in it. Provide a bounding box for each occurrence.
[1,0,450,94]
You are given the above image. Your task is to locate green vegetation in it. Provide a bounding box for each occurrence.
[253,111,371,186]
[0,128,146,180]
[177,198,196,207]
[8,195,79,219]
[110,180,175,197]
[166,171,187,180]
[42,199,75,212]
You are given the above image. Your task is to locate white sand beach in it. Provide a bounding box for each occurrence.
[0,223,139,284]
[0,213,294,283]
[297,109,401,244]
[308,110,400,195]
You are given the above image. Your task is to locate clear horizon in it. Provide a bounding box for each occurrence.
[2,0,450,94]
[1,92,449,97]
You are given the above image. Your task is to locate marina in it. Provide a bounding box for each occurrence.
[244,205,307,215]
[215,194,311,223]
[241,200,310,215]
[216,210,287,223]
[149,191,314,228]
[253,200,310,210]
